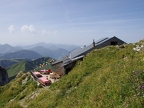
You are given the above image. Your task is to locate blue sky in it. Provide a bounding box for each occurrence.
[0,0,144,46]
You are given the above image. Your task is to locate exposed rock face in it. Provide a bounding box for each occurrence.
[0,66,9,86]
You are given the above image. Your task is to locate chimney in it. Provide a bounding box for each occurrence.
[93,39,95,47]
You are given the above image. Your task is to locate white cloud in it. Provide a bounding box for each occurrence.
[21,25,29,33]
[42,29,58,35]
[29,25,36,33]
[21,25,36,34]
[8,25,15,33]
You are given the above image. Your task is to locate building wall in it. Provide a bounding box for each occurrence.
[52,62,65,75]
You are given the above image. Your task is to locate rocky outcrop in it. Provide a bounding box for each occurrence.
[0,66,9,86]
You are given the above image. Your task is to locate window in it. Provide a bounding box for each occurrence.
[111,41,118,45]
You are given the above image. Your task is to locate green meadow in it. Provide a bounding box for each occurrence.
[1,40,144,108]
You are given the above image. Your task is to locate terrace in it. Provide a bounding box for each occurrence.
[31,69,61,87]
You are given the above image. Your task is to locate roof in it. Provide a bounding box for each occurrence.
[95,37,109,44]
[51,60,63,65]
[95,36,126,46]
[70,36,125,59]
[70,44,94,59]
[63,55,84,66]
[70,37,109,59]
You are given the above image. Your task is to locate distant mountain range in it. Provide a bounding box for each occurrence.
[0,43,79,69]
[30,46,69,60]
[22,42,78,51]
[0,44,22,54]
[0,43,79,60]
[1,50,42,59]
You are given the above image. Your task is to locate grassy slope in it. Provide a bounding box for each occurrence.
[28,42,144,108]
[0,72,39,108]
[7,60,33,78]
[7,57,52,78]
[1,40,144,108]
